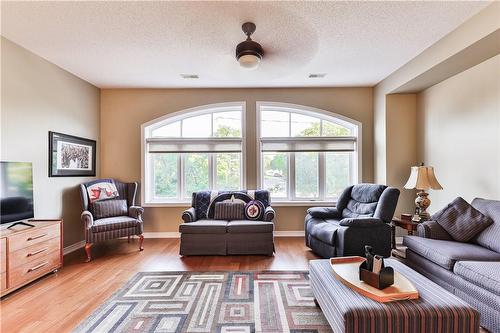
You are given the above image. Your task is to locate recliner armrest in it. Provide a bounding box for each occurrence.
[81,210,94,229]
[129,206,144,220]
[307,207,341,219]
[417,220,452,240]
[264,206,275,222]
[182,207,197,223]
[339,217,384,227]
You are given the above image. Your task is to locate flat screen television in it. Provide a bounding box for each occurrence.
[0,161,34,224]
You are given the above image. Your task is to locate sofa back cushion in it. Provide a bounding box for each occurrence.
[341,184,386,218]
[472,198,500,253]
[191,190,270,220]
[214,202,245,220]
[92,199,128,220]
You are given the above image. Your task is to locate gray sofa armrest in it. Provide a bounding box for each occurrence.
[339,217,385,228]
[182,207,197,223]
[307,207,341,219]
[264,206,275,222]
[417,220,453,240]
[129,206,144,220]
[81,210,94,229]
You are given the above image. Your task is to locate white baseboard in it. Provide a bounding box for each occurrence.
[274,231,304,237]
[63,240,86,255]
[142,231,304,238]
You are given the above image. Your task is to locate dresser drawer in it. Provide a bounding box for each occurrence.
[10,237,60,268]
[8,224,60,252]
[1,272,6,291]
[1,238,6,273]
[9,250,60,288]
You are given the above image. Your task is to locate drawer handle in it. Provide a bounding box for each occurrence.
[27,248,47,257]
[27,262,48,273]
[27,234,47,241]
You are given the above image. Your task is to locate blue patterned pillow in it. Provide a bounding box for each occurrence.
[92,199,128,219]
[244,200,265,221]
[433,197,493,242]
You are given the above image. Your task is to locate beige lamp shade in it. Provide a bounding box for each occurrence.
[404,166,443,190]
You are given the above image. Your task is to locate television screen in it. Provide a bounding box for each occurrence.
[0,162,34,224]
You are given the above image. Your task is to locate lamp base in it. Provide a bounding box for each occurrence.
[415,191,431,221]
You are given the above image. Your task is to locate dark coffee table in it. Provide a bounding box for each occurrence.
[309,259,480,333]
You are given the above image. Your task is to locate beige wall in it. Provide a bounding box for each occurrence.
[100,88,373,232]
[1,38,100,246]
[417,55,500,213]
[374,3,500,215]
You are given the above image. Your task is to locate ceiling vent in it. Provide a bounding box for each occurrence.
[308,73,327,78]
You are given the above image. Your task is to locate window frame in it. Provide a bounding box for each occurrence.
[256,101,362,204]
[141,102,246,207]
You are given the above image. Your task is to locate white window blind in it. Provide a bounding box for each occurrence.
[260,137,356,152]
[147,138,242,153]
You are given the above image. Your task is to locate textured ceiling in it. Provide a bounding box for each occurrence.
[1,1,491,88]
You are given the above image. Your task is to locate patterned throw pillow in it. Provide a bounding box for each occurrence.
[433,197,493,242]
[92,199,128,219]
[86,180,119,203]
[214,202,245,220]
[244,200,265,221]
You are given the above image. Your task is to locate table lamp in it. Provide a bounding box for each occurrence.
[404,163,443,221]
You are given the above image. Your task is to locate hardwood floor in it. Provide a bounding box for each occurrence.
[0,237,319,333]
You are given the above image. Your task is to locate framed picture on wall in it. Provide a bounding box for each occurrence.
[48,131,96,177]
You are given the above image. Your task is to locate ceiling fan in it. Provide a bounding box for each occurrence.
[236,22,264,70]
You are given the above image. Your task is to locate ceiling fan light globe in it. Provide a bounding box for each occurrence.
[238,54,261,70]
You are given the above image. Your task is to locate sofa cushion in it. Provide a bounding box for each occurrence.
[341,184,386,218]
[179,220,228,234]
[92,199,128,219]
[227,220,273,233]
[454,261,500,296]
[403,236,500,270]
[214,202,245,220]
[471,198,500,253]
[310,219,342,244]
[91,216,139,233]
[433,197,493,242]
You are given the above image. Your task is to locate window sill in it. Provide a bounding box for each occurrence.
[142,201,336,208]
[271,201,336,207]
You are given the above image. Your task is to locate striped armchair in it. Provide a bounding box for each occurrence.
[79,179,144,262]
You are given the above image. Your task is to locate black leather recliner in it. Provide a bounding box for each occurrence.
[305,183,400,258]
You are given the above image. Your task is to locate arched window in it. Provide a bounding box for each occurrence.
[257,102,361,202]
[142,102,245,204]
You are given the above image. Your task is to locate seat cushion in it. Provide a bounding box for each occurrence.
[179,220,228,234]
[91,216,139,233]
[226,220,273,233]
[454,261,500,296]
[310,219,342,245]
[403,236,500,270]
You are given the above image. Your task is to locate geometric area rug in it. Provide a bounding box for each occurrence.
[72,271,333,333]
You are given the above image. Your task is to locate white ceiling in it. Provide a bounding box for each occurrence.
[1,1,491,88]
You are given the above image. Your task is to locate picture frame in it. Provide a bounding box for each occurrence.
[48,131,96,177]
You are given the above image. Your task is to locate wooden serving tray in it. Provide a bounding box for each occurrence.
[330,256,419,303]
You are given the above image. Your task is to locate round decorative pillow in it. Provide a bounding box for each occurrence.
[244,200,265,221]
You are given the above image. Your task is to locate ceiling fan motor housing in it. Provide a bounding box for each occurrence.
[236,39,264,60]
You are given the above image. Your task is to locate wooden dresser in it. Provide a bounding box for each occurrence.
[0,220,63,296]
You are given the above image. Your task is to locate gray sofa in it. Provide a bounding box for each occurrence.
[305,183,400,258]
[179,190,275,256]
[403,198,500,333]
